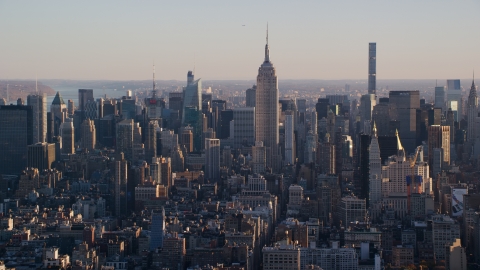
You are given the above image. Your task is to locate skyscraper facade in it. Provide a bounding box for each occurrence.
[81,119,96,151]
[369,124,382,206]
[447,79,462,121]
[434,86,446,111]
[182,71,201,124]
[78,89,94,112]
[27,93,47,143]
[255,31,280,172]
[204,138,220,182]
[246,86,256,107]
[50,92,66,137]
[60,118,75,154]
[27,142,55,171]
[427,125,450,167]
[0,105,33,175]
[116,119,134,160]
[233,107,255,150]
[150,208,165,251]
[145,120,159,163]
[389,90,420,154]
[368,42,376,95]
[284,110,295,164]
[467,78,477,142]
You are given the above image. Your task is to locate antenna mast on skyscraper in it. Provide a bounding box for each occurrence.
[152,62,156,98]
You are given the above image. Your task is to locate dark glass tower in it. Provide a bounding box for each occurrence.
[368,43,376,95]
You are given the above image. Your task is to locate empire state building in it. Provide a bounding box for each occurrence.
[255,29,280,172]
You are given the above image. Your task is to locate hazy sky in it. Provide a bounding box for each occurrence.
[1,1,479,81]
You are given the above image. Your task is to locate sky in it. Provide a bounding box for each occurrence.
[1,1,479,81]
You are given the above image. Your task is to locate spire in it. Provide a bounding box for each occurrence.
[373,121,377,137]
[472,69,476,90]
[152,62,156,98]
[264,23,270,63]
[468,70,477,106]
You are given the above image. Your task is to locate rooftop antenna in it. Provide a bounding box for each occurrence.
[152,61,156,98]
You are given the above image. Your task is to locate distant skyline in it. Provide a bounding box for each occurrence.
[1,1,479,81]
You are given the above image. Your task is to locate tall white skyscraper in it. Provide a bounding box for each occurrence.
[467,77,477,142]
[255,28,280,172]
[369,123,382,205]
[27,93,47,143]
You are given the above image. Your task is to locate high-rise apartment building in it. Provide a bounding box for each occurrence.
[0,105,33,174]
[255,30,280,172]
[368,42,376,95]
[27,93,47,143]
[204,138,220,182]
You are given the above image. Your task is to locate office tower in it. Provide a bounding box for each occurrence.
[150,208,165,251]
[447,239,467,270]
[315,98,330,120]
[218,110,233,139]
[284,111,295,164]
[67,99,74,115]
[233,107,255,149]
[46,112,54,143]
[160,157,172,188]
[317,134,335,174]
[255,30,280,172]
[115,153,128,217]
[389,90,420,154]
[85,99,98,120]
[27,93,47,143]
[432,215,460,263]
[246,85,256,107]
[145,120,159,163]
[60,118,74,154]
[435,86,446,111]
[132,122,143,161]
[150,157,161,184]
[368,42,376,95]
[467,77,477,142]
[116,119,134,160]
[359,94,376,133]
[183,106,202,151]
[28,142,55,171]
[369,123,382,206]
[78,89,94,112]
[358,133,371,203]
[447,79,462,121]
[50,92,66,137]
[204,138,220,182]
[182,71,201,123]
[201,128,215,150]
[80,119,96,151]
[427,125,450,167]
[171,146,184,172]
[338,196,366,225]
[372,103,391,136]
[304,131,317,164]
[252,141,266,174]
[428,108,442,126]
[180,127,194,153]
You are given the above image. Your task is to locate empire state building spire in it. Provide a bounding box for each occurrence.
[264,24,270,63]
